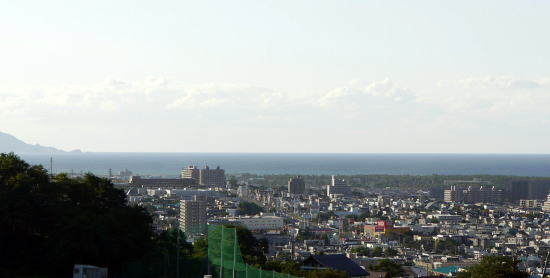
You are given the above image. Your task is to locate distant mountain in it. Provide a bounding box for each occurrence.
[0,131,72,154]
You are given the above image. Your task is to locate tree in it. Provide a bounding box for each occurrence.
[371,246,384,257]
[238,201,264,216]
[456,256,528,278]
[0,153,154,277]
[384,248,398,257]
[369,259,404,278]
[349,246,370,256]
[224,224,267,266]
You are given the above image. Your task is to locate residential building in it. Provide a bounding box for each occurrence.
[181,165,200,181]
[237,185,250,198]
[327,176,351,197]
[301,254,369,278]
[227,215,284,231]
[507,180,550,202]
[129,176,196,188]
[199,165,226,187]
[543,194,550,212]
[364,220,410,238]
[444,185,503,204]
[179,200,207,235]
[288,176,306,195]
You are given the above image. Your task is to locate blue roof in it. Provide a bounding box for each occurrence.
[308,254,369,277]
[433,265,460,274]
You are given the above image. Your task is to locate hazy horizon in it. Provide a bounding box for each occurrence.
[2,1,549,153]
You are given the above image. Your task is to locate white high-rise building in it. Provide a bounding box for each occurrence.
[542,194,550,212]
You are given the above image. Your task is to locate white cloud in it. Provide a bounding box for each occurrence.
[453,76,545,90]
[2,76,550,152]
[317,79,416,108]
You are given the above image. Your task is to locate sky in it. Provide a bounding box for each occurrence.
[1,0,549,153]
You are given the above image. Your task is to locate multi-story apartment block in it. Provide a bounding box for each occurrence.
[444,185,503,204]
[179,200,207,235]
[181,165,200,181]
[327,176,351,197]
[199,165,226,187]
[288,176,306,195]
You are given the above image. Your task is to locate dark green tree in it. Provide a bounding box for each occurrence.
[369,259,404,278]
[384,248,398,257]
[371,246,384,257]
[238,201,264,216]
[0,153,154,277]
[224,224,267,266]
[456,256,528,278]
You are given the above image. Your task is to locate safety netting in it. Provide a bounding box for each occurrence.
[208,225,301,278]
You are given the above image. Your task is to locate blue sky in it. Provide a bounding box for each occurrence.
[1,1,549,153]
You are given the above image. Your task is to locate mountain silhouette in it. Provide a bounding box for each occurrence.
[0,131,70,154]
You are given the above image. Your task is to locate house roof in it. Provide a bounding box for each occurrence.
[306,254,369,277]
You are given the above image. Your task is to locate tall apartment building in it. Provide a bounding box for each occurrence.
[507,180,550,202]
[444,185,503,204]
[179,200,207,235]
[327,175,351,197]
[181,165,200,181]
[288,176,306,195]
[543,194,550,212]
[180,165,226,187]
[199,165,226,187]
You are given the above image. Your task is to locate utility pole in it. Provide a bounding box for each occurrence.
[49,157,53,178]
[542,251,550,278]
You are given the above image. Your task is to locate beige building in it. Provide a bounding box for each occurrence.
[181,165,226,187]
[179,200,207,235]
[542,194,550,212]
[181,165,200,181]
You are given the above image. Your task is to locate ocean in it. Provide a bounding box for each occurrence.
[17,153,550,177]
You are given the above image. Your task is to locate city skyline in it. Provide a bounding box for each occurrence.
[1,1,549,153]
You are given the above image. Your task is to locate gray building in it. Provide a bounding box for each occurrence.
[326,176,351,197]
[507,180,550,201]
[444,185,503,204]
[128,176,196,188]
[199,165,226,187]
[288,176,306,195]
[179,200,207,235]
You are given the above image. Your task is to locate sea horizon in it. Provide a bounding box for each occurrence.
[16,152,550,178]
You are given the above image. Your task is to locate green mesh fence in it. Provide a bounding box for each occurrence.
[208,225,301,278]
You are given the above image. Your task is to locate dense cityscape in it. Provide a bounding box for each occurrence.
[91,163,550,277]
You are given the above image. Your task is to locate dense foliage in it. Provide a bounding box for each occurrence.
[0,153,154,277]
[238,201,264,216]
[368,259,404,278]
[456,256,528,278]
